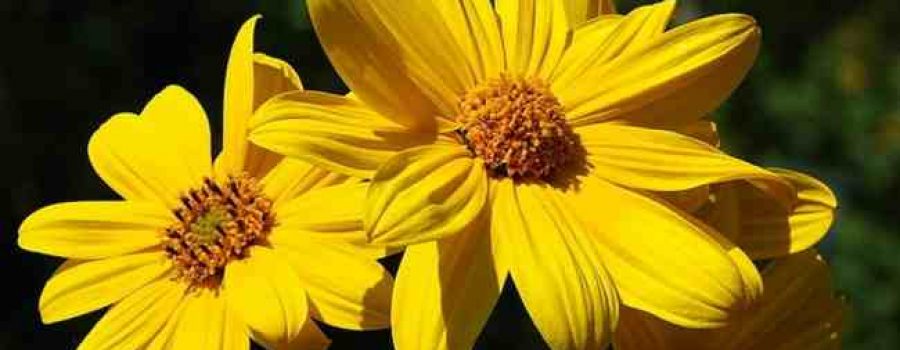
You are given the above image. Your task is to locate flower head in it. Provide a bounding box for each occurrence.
[19,16,392,350]
[249,1,800,348]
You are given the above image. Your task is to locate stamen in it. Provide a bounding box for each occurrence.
[163,174,275,289]
[456,75,578,181]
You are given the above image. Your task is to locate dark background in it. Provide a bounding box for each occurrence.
[1,0,898,348]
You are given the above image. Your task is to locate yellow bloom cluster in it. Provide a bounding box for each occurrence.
[17,1,844,349]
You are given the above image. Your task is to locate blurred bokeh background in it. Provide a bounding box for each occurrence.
[1,0,897,348]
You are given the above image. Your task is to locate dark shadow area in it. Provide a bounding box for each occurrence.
[476,279,549,350]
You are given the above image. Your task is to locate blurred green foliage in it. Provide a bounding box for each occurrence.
[1,0,897,348]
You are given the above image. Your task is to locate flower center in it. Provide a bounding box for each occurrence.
[456,75,578,181]
[163,174,275,288]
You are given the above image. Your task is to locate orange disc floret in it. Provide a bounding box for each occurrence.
[457,75,578,181]
[163,174,275,289]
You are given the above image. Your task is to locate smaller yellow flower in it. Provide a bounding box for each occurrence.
[613,249,845,350]
[18,16,392,350]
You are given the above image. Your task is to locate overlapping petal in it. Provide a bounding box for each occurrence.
[242,53,306,179]
[560,12,760,129]
[250,91,432,179]
[252,53,304,109]
[366,145,488,246]
[493,180,619,349]
[569,176,762,328]
[391,211,504,350]
[19,201,169,259]
[579,124,794,207]
[724,169,837,259]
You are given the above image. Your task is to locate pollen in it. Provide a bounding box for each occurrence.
[163,174,275,289]
[456,75,578,181]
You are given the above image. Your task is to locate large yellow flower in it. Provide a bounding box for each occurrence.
[18,17,392,350]
[614,249,845,350]
[249,1,795,348]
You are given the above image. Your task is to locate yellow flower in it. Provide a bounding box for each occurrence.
[249,1,795,348]
[614,249,845,350]
[18,16,392,350]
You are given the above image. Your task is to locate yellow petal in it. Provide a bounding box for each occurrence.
[239,53,306,179]
[494,182,618,349]
[495,0,570,78]
[78,279,187,350]
[219,15,260,175]
[552,0,675,87]
[366,145,489,246]
[561,13,760,129]
[249,91,431,179]
[732,169,837,259]
[19,201,169,259]
[271,182,395,260]
[39,252,170,324]
[563,0,618,27]
[261,157,350,204]
[580,124,794,208]
[253,53,303,109]
[307,0,474,131]
[139,86,213,178]
[391,211,504,350]
[570,176,762,328]
[224,247,308,348]
[277,238,393,331]
[88,87,211,206]
[724,250,844,350]
[435,0,505,80]
[147,290,249,350]
[614,250,844,350]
